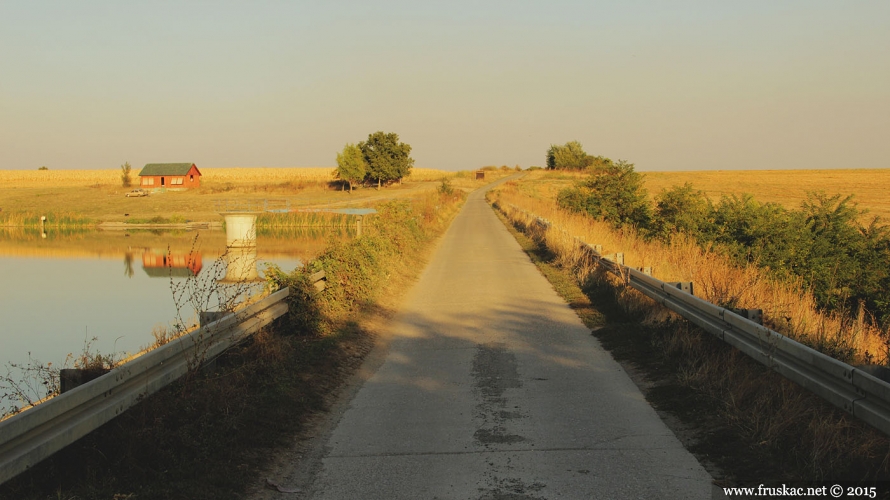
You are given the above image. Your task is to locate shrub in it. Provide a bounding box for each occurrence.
[652,183,712,240]
[121,162,132,187]
[437,177,454,196]
[557,159,652,230]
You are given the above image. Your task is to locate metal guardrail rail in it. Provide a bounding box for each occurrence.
[506,204,890,437]
[0,270,327,485]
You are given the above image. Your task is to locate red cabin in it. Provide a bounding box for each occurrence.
[138,163,202,189]
[141,250,203,277]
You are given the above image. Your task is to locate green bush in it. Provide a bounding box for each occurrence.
[437,177,454,196]
[652,183,712,240]
[557,159,652,230]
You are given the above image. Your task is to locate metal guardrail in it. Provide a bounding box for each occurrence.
[507,204,890,437]
[0,270,326,485]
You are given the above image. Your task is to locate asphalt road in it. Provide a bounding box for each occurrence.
[300,179,719,499]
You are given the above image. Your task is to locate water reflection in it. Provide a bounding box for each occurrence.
[0,226,349,384]
[124,252,134,278]
[141,250,203,278]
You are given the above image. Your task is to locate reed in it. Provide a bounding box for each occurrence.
[256,211,353,229]
[0,211,93,228]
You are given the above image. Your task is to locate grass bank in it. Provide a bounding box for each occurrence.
[492,200,890,487]
[0,187,467,500]
[0,211,92,228]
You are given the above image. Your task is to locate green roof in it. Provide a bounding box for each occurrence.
[139,163,197,176]
[143,266,198,278]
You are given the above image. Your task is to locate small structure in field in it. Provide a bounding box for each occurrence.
[138,163,202,189]
[475,170,485,180]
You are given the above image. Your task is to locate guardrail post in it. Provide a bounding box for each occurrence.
[636,267,653,276]
[728,308,763,325]
[310,270,327,292]
[200,311,230,327]
[667,281,694,295]
[60,368,109,394]
[604,253,624,266]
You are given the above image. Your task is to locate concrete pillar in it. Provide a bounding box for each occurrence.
[222,245,260,282]
[223,213,258,248]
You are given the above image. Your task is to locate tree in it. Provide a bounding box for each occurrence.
[359,131,414,188]
[120,162,132,187]
[546,141,591,170]
[335,143,368,193]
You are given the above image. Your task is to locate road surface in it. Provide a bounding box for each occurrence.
[272,178,719,499]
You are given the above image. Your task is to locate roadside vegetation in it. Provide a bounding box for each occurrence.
[532,143,890,362]
[492,204,890,487]
[0,183,469,499]
[488,145,890,488]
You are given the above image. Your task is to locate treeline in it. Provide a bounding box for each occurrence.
[550,141,890,326]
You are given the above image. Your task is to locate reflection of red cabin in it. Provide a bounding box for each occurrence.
[141,251,203,277]
[138,163,202,189]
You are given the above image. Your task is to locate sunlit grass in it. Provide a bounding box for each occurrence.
[490,176,887,365]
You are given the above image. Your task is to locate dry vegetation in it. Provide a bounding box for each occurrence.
[0,166,498,225]
[644,169,890,222]
[492,172,888,365]
[490,176,890,484]
[0,166,459,188]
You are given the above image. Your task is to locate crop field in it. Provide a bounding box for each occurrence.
[0,166,453,188]
[644,169,890,221]
[512,168,890,222]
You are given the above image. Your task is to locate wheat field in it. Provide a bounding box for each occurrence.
[0,166,457,188]
[644,169,890,221]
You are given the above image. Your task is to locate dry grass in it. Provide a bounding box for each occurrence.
[494,195,890,484]
[491,175,888,364]
[644,169,890,222]
[0,167,472,225]
[0,166,458,189]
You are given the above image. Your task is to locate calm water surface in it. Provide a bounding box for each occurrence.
[0,228,323,371]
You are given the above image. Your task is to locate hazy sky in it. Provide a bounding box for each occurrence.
[1,1,888,171]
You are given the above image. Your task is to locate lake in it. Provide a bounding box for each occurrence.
[0,226,344,408]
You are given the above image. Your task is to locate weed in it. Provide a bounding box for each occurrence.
[0,337,118,420]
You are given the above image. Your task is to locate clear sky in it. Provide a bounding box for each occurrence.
[1,1,888,172]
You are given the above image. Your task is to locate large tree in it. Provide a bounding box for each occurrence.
[546,141,590,170]
[335,143,367,192]
[359,131,414,188]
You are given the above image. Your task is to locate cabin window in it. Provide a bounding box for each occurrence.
[142,177,154,186]
[190,175,194,182]
[171,177,183,185]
